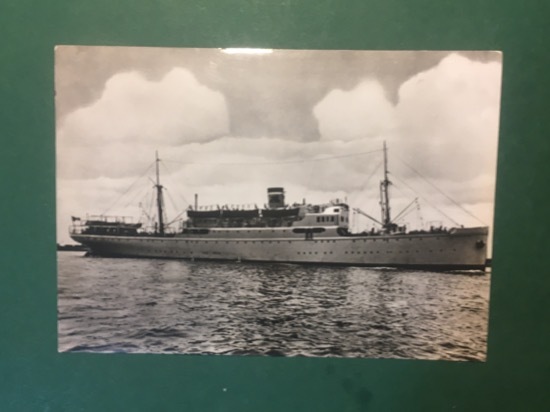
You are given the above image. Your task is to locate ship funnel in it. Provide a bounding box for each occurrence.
[267,187,285,209]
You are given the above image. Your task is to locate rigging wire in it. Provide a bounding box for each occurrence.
[398,208,424,227]
[393,207,416,223]
[101,162,154,215]
[347,160,383,231]
[302,150,382,207]
[145,189,156,229]
[163,148,383,166]
[122,184,152,210]
[348,160,383,206]
[302,156,320,203]
[97,147,484,233]
[164,188,184,226]
[392,197,419,222]
[394,155,486,225]
[102,149,381,220]
[166,210,186,227]
[134,182,157,228]
[388,182,424,224]
[139,197,154,223]
[390,173,461,226]
[415,199,425,228]
[160,160,190,208]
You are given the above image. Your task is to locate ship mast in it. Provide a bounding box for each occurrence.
[155,151,165,235]
[380,141,392,230]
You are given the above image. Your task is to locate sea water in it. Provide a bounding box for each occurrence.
[57,251,490,361]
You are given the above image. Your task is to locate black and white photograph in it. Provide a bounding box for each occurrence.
[56,46,501,361]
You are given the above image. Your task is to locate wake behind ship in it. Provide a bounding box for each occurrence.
[69,144,489,271]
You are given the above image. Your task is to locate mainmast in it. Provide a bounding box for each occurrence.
[155,151,165,236]
[380,141,392,230]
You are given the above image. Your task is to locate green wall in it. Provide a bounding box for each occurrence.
[1,1,549,410]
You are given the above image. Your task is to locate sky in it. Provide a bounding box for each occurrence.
[55,46,502,245]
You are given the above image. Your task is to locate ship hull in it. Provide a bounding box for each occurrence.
[71,227,489,271]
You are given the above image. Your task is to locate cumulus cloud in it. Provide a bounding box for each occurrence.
[57,68,230,180]
[58,68,229,147]
[314,80,397,141]
[394,53,502,183]
[312,52,501,203]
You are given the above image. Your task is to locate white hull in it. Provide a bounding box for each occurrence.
[71,226,489,271]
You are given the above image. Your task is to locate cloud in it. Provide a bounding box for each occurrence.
[57,68,230,179]
[313,52,502,186]
[57,68,229,146]
[394,53,502,182]
[313,80,397,141]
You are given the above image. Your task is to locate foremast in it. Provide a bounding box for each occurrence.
[379,141,392,231]
[155,151,165,235]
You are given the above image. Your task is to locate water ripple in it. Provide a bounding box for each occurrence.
[58,252,490,360]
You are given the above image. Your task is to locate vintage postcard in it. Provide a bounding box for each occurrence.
[56,46,501,360]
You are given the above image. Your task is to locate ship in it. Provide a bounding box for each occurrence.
[69,143,489,271]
